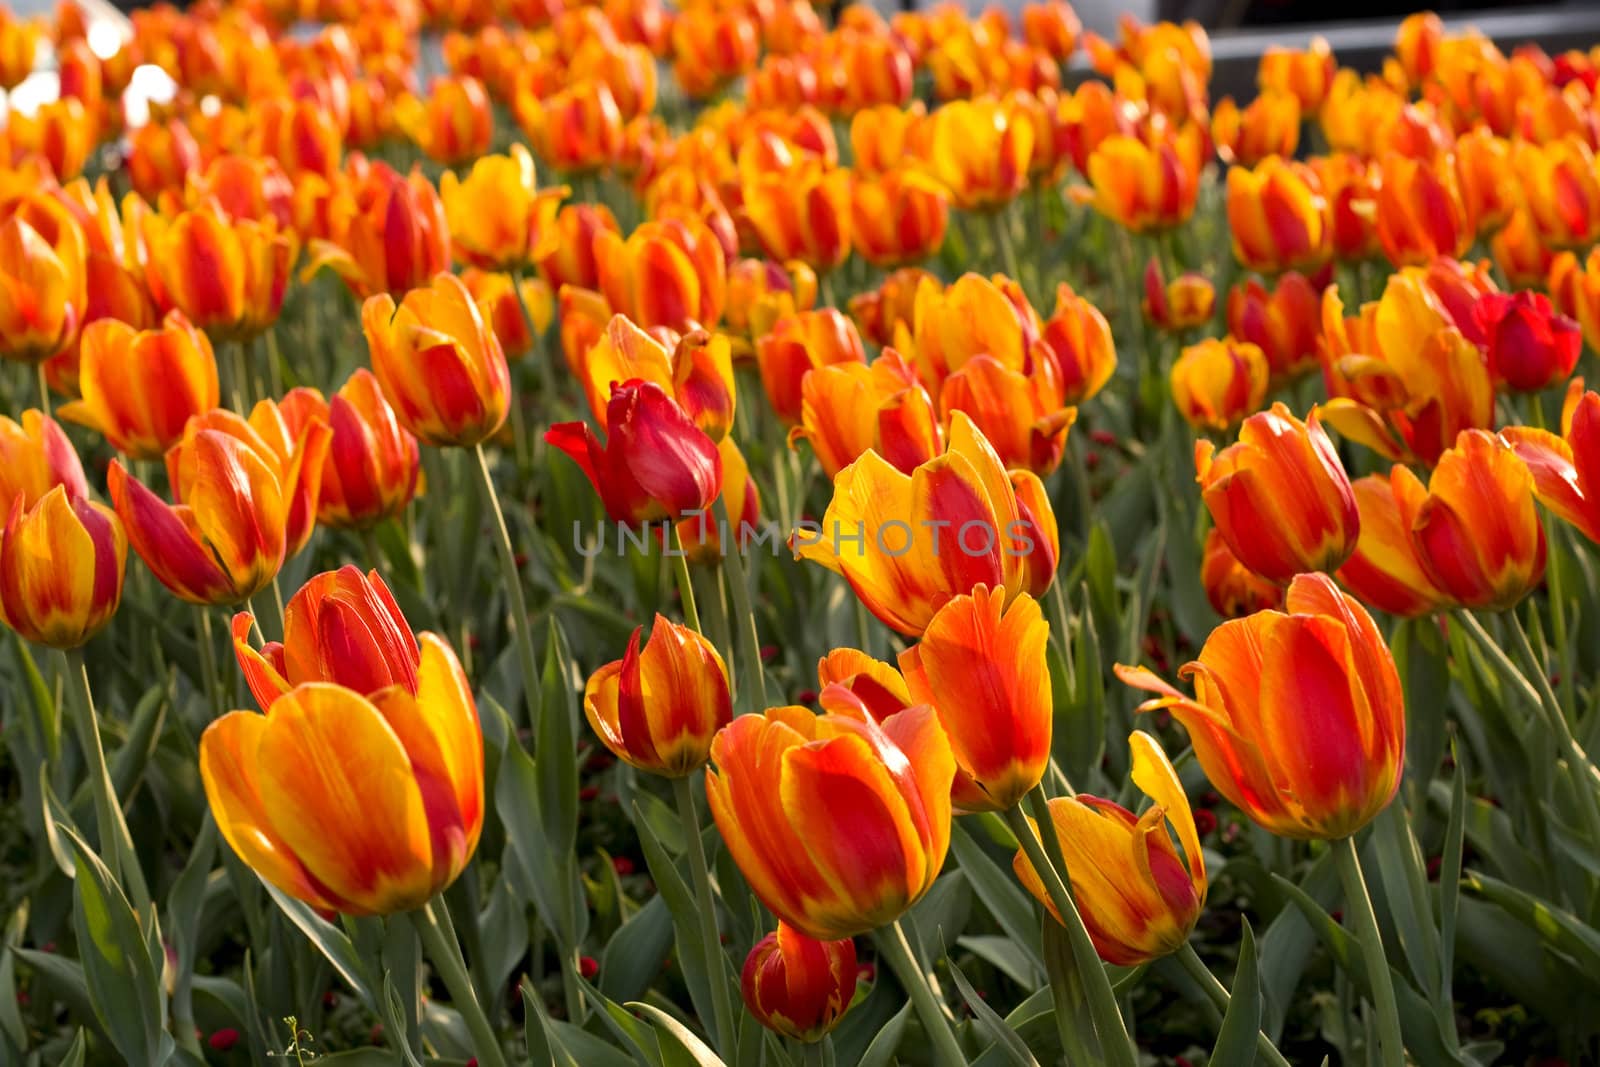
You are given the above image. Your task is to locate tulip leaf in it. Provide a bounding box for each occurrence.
[538,619,579,861]
[107,676,169,803]
[1368,804,1443,1003]
[1425,781,1542,892]
[260,882,376,1011]
[601,896,675,1004]
[524,976,638,1067]
[1392,617,1452,787]
[1439,752,1466,1005]
[1210,919,1261,1067]
[1461,868,1600,976]
[63,825,173,1067]
[1056,584,1106,787]
[37,763,77,880]
[14,949,98,1036]
[166,816,217,1051]
[576,976,664,1066]
[627,1001,727,1067]
[495,699,585,949]
[957,935,1043,989]
[854,1001,913,1067]
[944,948,1042,1067]
[57,1029,87,1067]
[10,636,61,764]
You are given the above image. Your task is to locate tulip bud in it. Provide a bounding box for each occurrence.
[0,410,88,515]
[1170,337,1269,432]
[279,371,422,532]
[0,487,126,649]
[756,309,867,426]
[1226,157,1329,274]
[741,924,857,1043]
[1036,284,1116,404]
[1143,258,1215,332]
[1226,272,1320,382]
[439,144,566,271]
[1473,291,1582,394]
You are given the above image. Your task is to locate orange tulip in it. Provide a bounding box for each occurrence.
[1021,0,1080,60]
[908,272,1039,391]
[705,702,955,941]
[1196,403,1359,584]
[1491,210,1556,290]
[569,39,658,119]
[573,314,735,443]
[1055,79,1127,176]
[939,354,1077,476]
[1504,381,1600,547]
[249,96,343,181]
[233,565,421,710]
[1013,731,1205,964]
[1143,257,1214,332]
[1211,91,1299,167]
[1454,129,1515,237]
[1549,247,1600,354]
[583,614,731,777]
[535,203,620,292]
[1036,283,1116,405]
[186,153,296,229]
[278,370,421,531]
[593,217,727,333]
[364,272,511,448]
[518,79,625,174]
[1394,11,1444,86]
[0,410,86,515]
[547,379,723,525]
[464,268,553,361]
[927,98,1033,211]
[726,256,817,343]
[847,266,929,349]
[795,412,1057,636]
[1258,37,1335,112]
[849,102,928,180]
[1411,429,1546,611]
[742,923,857,1043]
[1309,153,1381,263]
[0,9,40,89]
[670,8,759,100]
[304,161,451,300]
[850,169,949,269]
[0,484,125,650]
[789,349,943,479]
[128,118,202,203]
[58,312,220,461]
[1,98,94,181]
[756,308,867,426]
[1226,157,1329,274]
[0,196,87,363]
[1170,337,1269,433]
[1374,152,1472,268]
[1087,130,1201,233]
[1119,572,1404,840]
[1337,467,1456,618]
[201,630,482,916]
[740,150,852,273]
[439,143,565,271]
[142,207,297,342]
[1226,272,1320,382]
[1514,136,1600,250]
[1201,527,1281,618]
[897,585,1049,812]
[396,75,493,166]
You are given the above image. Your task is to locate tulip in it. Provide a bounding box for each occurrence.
[1021,0,1080,60]
[547,379,723,525]
[1504,382,1600,547]
[0,9,39,90]
[1226,272,1320,382]
[200,631,482,915]
[939,355,1077,476]
[1258,37,1336,112]
[2,98,93,181]
[850,169,949,269]
[0,410,87,514]
[741,152,853,273]
[187,154,295,229]
[142,207,297,342]
[1514,136,1600,250]
[675,435,761,563]
[1211,91,1299,167]
[1195,404,1359,584]
[517,79,625,174]
[1013,731,1205,964]
[397,75,493,166]
[1087,130,1201,233]
[1491,211,1556,291]
[1411,429,1546,611]
[788,350,943,479]
[1473,291,1581,394]
[127,118,202,203]
[250,96,342,181]
[463,268,554,361]
[1036,283,1116,404]
[0,486,125,650]
[1170,337,1269,433]
[705,703,955,941]
[535,203,620,292]
[593,217,727,334]
[58,312,220,461]
[1201,527,1282,618]
[1394,11,1443,85]
[1143,257,1215,332]
[898,586,1050,812]
[1055,80,1126,176]
[364,272,511,448]
[278,370,421,531]
[1549,248,1600,354]
[909,272,1039,390]
[304,162,451,300]
[794,412,1058,636]
[742,924,857,1043]
[1309,153,1381,263]
[1226,157,1329,274]
[0,197,87,363]
[569,39,658,119]
[583,614,731,777]
[926,98,1033,211]
[439,143,565,271]
[849,102,928,180]
[1454,129,1515,237]
[756,308,867,426]
[815,647,916,721]
[109,431,289,606]
[1374,152,1472,268]
[233,565,420,710]
[1337,468,1456,618]
[573,314,736,443]
[670,8,759,100]
[1118,572,1405,840]
[727,257,817,343]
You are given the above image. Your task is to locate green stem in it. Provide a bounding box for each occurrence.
[259,333,283,399]
[671,525,701,633]
[36,361,50,416]
[229,339,252,413]
[471,443,542,729]
[1007,798,1137,1067]
[874,920,967,1067]
[513,268,559,420]
[989,208,1022,288]
[672,775,737,1057]
[193,605,226,712]
[1333,836,1404,1067]
[801,1036,826,1065]
[62,650,151,912]
[411,900,508,1067]
[1175,943,1292,1067]
[715,499,767,713]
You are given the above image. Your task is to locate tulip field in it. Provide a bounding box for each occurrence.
[10,0,1600,1063]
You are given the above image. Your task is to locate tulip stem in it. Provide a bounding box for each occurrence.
[671,775,738,1058]
[229,340,253,412]
[62,649,151,914]
[1175,942,1293,1067]
[513,269,559,420]
[670,525,702,633]
[412,900,508,1067]
[35,361,50,415]
[876,920,968,1067]
[472,443,542,729]
[1008,795,1137,1067]
[193,605,226,711]
[714,498,767,713]
[1333,836,1404,1067]
[989,208,1023,291]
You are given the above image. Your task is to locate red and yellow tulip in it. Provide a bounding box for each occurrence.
[1143,257,1214,332]
[741,924,857,1043]
[0,410,87,514]
[278,369,421,531]
[787,349,942,479]
[0,196,87,363]
[1201,527,1282,618]
[439,143,565,271]
[1337,467,1456,618]
[756,308,867,427]
[1170,337,1269,432]
[1226,157,1329,274]
[1504,381,1600,547]
[0,485,125,650]
[1226,272,1321,382]
[573,314,735,443]
[1036,284,1116,405]
[396,74,494,166]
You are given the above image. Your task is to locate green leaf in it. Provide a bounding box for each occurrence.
[64,826,172,1067]
[525,975,639,1067]
[1368,803,1442,1002]
[575,976,662,1066]
[538,620,579,861]
[108,677,168,802]
[1461,868,1600,978]
[628,1001,727,1067]
[945,823,1041,973]
[495,700,583,949]
[166,817,217,1046]
[957,935,1043,990]
[1211,920,1260,1067]
[1440,753,1466,1004]
[601,896,675,1003]
[260,883,376,1010]
[854,1001,912,1067]
[945,951,1041,1067]
[58,1029,87,1067]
